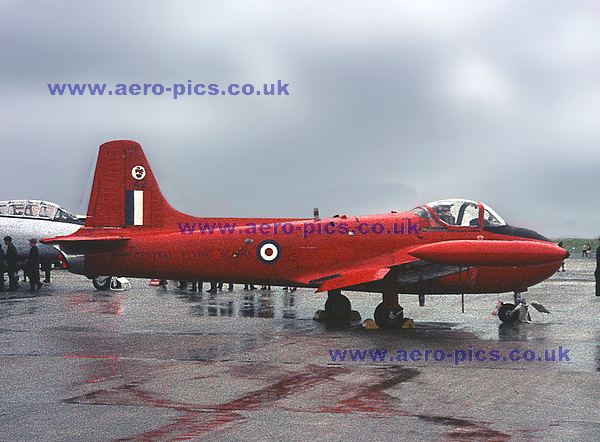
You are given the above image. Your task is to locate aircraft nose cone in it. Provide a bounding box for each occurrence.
[565,250,570,259]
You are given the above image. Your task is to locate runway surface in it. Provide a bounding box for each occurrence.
[1,257,599,441]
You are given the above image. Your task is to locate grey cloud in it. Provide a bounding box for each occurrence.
[1,0,599,237]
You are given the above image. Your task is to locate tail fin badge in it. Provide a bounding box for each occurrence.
[132,166,146,180]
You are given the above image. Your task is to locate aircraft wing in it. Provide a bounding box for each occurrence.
[303,239,566,293]
[310,259,463,293]
[300,244,463,293]
[311,267,392,293]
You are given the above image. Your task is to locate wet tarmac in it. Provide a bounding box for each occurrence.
[1,257,599,441]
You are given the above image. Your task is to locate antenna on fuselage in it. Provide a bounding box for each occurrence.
[313,207,320,221]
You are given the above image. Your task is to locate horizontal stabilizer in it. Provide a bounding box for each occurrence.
[41,235,131,244]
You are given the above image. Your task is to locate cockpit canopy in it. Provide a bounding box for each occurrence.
[0,200,82,224]
[412,199,506,228]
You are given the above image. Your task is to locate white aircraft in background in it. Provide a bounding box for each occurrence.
[0,200,117,290]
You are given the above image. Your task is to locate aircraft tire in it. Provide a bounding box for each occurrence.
[497,303,517,323]
[374,302,404,328]
[325,294,351,319]
[92,276,112,291]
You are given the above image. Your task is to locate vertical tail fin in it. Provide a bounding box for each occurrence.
[85,140,180,228]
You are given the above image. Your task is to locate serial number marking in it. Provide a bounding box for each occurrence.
[222,249,252,258]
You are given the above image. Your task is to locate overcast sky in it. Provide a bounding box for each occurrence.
[1,1,599,237]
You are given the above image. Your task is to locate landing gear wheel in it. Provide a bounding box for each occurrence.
[498,303,517,323]
[92,276,112,291]
[374,302,404,328]
[325,294,351,319]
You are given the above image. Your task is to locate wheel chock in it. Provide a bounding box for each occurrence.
[313,309,328,321]
[362,318,379,330]
[401,318,416,329]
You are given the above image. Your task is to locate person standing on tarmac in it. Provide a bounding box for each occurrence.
[41,262,52,284]
[595,238,600,297]
[0,243,6,292]
[4,236,18,291]
[26,238,43,292]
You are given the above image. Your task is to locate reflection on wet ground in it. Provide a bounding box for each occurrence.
[0,257,599,440]
[181,291,282,319]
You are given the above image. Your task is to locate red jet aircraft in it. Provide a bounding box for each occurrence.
[43,140,569,327]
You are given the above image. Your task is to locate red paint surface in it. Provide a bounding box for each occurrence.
[42,140,567,299]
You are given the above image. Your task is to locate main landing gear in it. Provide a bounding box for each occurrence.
[321,286,407,329]
[373,284,405,329]
[324,289,352,319]
[317,289,361,323]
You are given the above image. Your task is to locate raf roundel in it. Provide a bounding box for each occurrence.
[257,240,281,264]
[132,165,147,180]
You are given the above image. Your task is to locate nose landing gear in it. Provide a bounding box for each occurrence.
[92,276,112,291]
[496,301,518,323]
[494,291,550,323]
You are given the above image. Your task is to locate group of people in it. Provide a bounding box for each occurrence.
[559,240,600,297]
[582,243,593,257]
[568,239,600,297]
[0,236,43,292]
